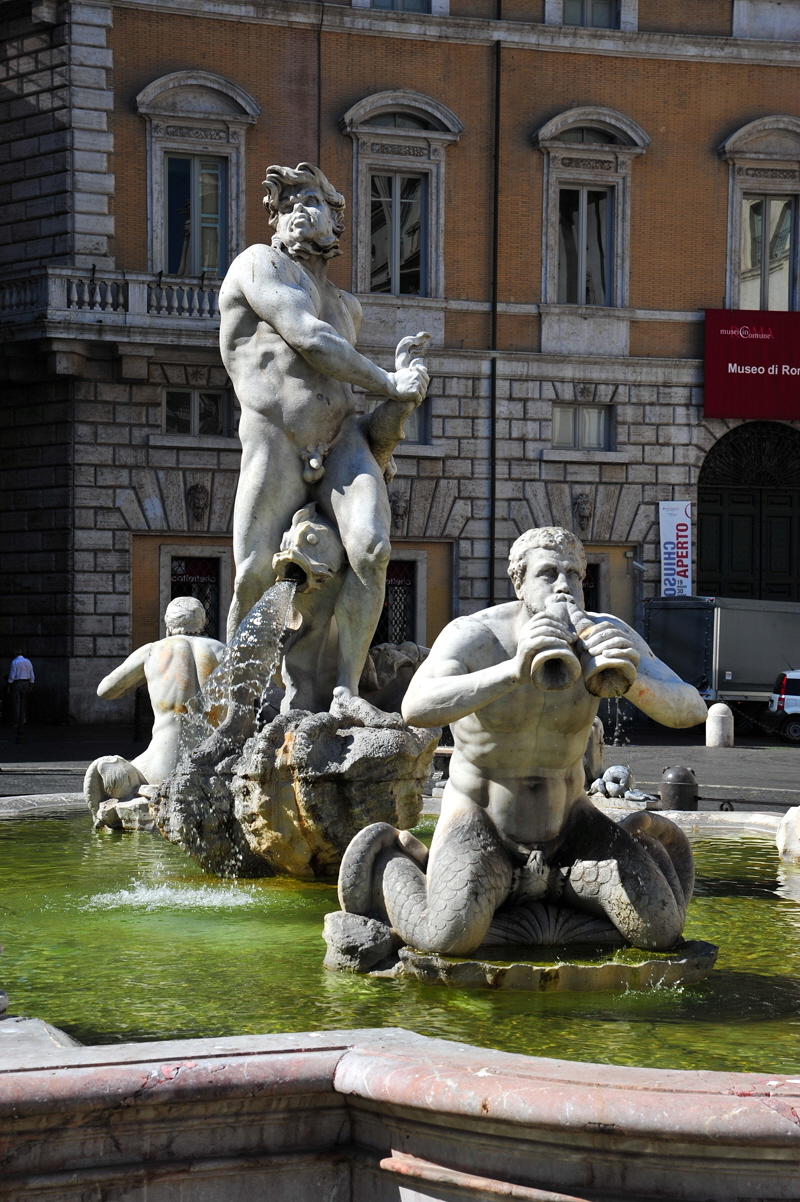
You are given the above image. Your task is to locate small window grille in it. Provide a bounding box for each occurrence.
[170,556,220,638]
[372,560,416,645]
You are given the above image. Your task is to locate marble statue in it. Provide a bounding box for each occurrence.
[218,161,429,720]
[85,597,225,828]
[327,527,708,968]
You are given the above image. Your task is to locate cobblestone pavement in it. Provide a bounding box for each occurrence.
[2,722,798,816]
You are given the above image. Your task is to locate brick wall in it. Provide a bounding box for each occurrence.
[107,7,800,353]
[0,0,114,271]
[0,346,73,721]
[638,0,733,36]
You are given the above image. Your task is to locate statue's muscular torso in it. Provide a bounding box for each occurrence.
[219,243,363,453]
[442,603,602,849]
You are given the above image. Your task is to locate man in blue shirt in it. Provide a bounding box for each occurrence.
[8,653,34,743]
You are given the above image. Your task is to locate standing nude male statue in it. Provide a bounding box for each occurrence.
[333,528,708,958]
[218,163,429,720]
[85,597,225,824]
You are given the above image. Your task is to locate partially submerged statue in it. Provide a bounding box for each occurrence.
[85,597,225,828]
[327,527,708,968]
[219,161,430,718]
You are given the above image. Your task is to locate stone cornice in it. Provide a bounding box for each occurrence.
[109,0,800,68]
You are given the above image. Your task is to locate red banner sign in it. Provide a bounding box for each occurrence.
[704,308,800,419]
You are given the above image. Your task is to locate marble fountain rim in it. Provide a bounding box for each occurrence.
[2,1027,800,1201]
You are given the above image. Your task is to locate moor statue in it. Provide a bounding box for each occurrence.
[330,527,709,961]
[85,597,225,826]
[218,162,430,721]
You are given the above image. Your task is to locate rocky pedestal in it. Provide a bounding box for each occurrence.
[233,711,439,878]
[153,711,439,879]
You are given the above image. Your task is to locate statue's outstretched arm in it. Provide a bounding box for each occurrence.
[96,644,151,700]
[592,614,707,728]
[401,621,521,727]
[230,250,425,402]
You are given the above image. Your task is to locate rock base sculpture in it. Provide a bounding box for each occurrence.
[388,940,719,992]
[153,710,439,879]
[233,711,439,878]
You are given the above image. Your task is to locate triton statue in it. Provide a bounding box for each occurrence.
[328,527,708,964]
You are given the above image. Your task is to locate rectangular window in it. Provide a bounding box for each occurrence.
[372,560,416,645]
[370,174,427,296]
[372,0,431,10]
[558,187,611,305]
[740,194,795,311]
[552,404,611,450]
[164,390,236,437]
[171,556,220,638]
[166,155,228,277]
[563,0,619,26]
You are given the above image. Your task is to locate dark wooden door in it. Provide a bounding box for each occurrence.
[697,487,800,600]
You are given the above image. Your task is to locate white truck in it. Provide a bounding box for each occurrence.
[644,595,800,743]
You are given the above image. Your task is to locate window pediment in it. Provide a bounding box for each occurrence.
[341,90,463,140]
[721,116,800,162]
[136,71,260,126]
[534,106,650,154]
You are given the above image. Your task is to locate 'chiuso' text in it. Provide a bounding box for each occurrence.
[662,525,690,596]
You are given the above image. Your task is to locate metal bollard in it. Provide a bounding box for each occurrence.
[706,702,734,748]
[659,765,699,811]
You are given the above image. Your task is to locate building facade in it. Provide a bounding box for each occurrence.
[2,0,800,720]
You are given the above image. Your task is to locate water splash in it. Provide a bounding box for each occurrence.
[180,580,298,762]
[84,882,258,910]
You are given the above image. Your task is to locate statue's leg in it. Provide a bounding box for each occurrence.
[556,798,692,950]
[339,804,514,957]
[228,428,307,640]
[316,424,391,710]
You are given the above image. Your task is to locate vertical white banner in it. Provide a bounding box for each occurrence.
[659,501,692,597]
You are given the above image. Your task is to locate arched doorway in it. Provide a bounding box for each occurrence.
[697,421,800,600]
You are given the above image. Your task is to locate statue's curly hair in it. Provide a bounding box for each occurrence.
[507,527,586,590]
[164,595,206,635]
[262,163,345,238]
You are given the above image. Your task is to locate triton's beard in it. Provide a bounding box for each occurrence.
[272,230,341,262]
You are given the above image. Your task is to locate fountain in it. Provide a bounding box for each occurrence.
[4,163,800,1200]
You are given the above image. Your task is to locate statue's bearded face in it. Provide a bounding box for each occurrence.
[516,548,585,616]
[274,185,340,260]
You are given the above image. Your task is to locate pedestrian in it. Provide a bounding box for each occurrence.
[8,652,34,743]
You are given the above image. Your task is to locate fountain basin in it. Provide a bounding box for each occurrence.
[2,811,800,1074]
[2,1026,800,1201]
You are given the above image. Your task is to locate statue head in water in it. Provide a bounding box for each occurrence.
[165,596,207,636]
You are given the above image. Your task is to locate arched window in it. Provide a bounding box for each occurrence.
[341,91,463,300]
[136,71,260,278]
[534,107,650,319]
[720,117,800,311]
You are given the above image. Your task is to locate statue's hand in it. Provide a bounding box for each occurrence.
[390,330,431,404]
[389,362,429,405]
[579,621,641,671]
[514,612,574,683]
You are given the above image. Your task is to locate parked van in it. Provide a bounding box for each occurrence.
[769,673,800,744]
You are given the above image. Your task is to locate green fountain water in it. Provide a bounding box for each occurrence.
[2,813,800,1074]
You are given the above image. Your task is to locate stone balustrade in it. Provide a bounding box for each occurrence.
[0,267,221,337]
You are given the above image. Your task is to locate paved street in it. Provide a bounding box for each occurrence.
[2,721,798,817]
